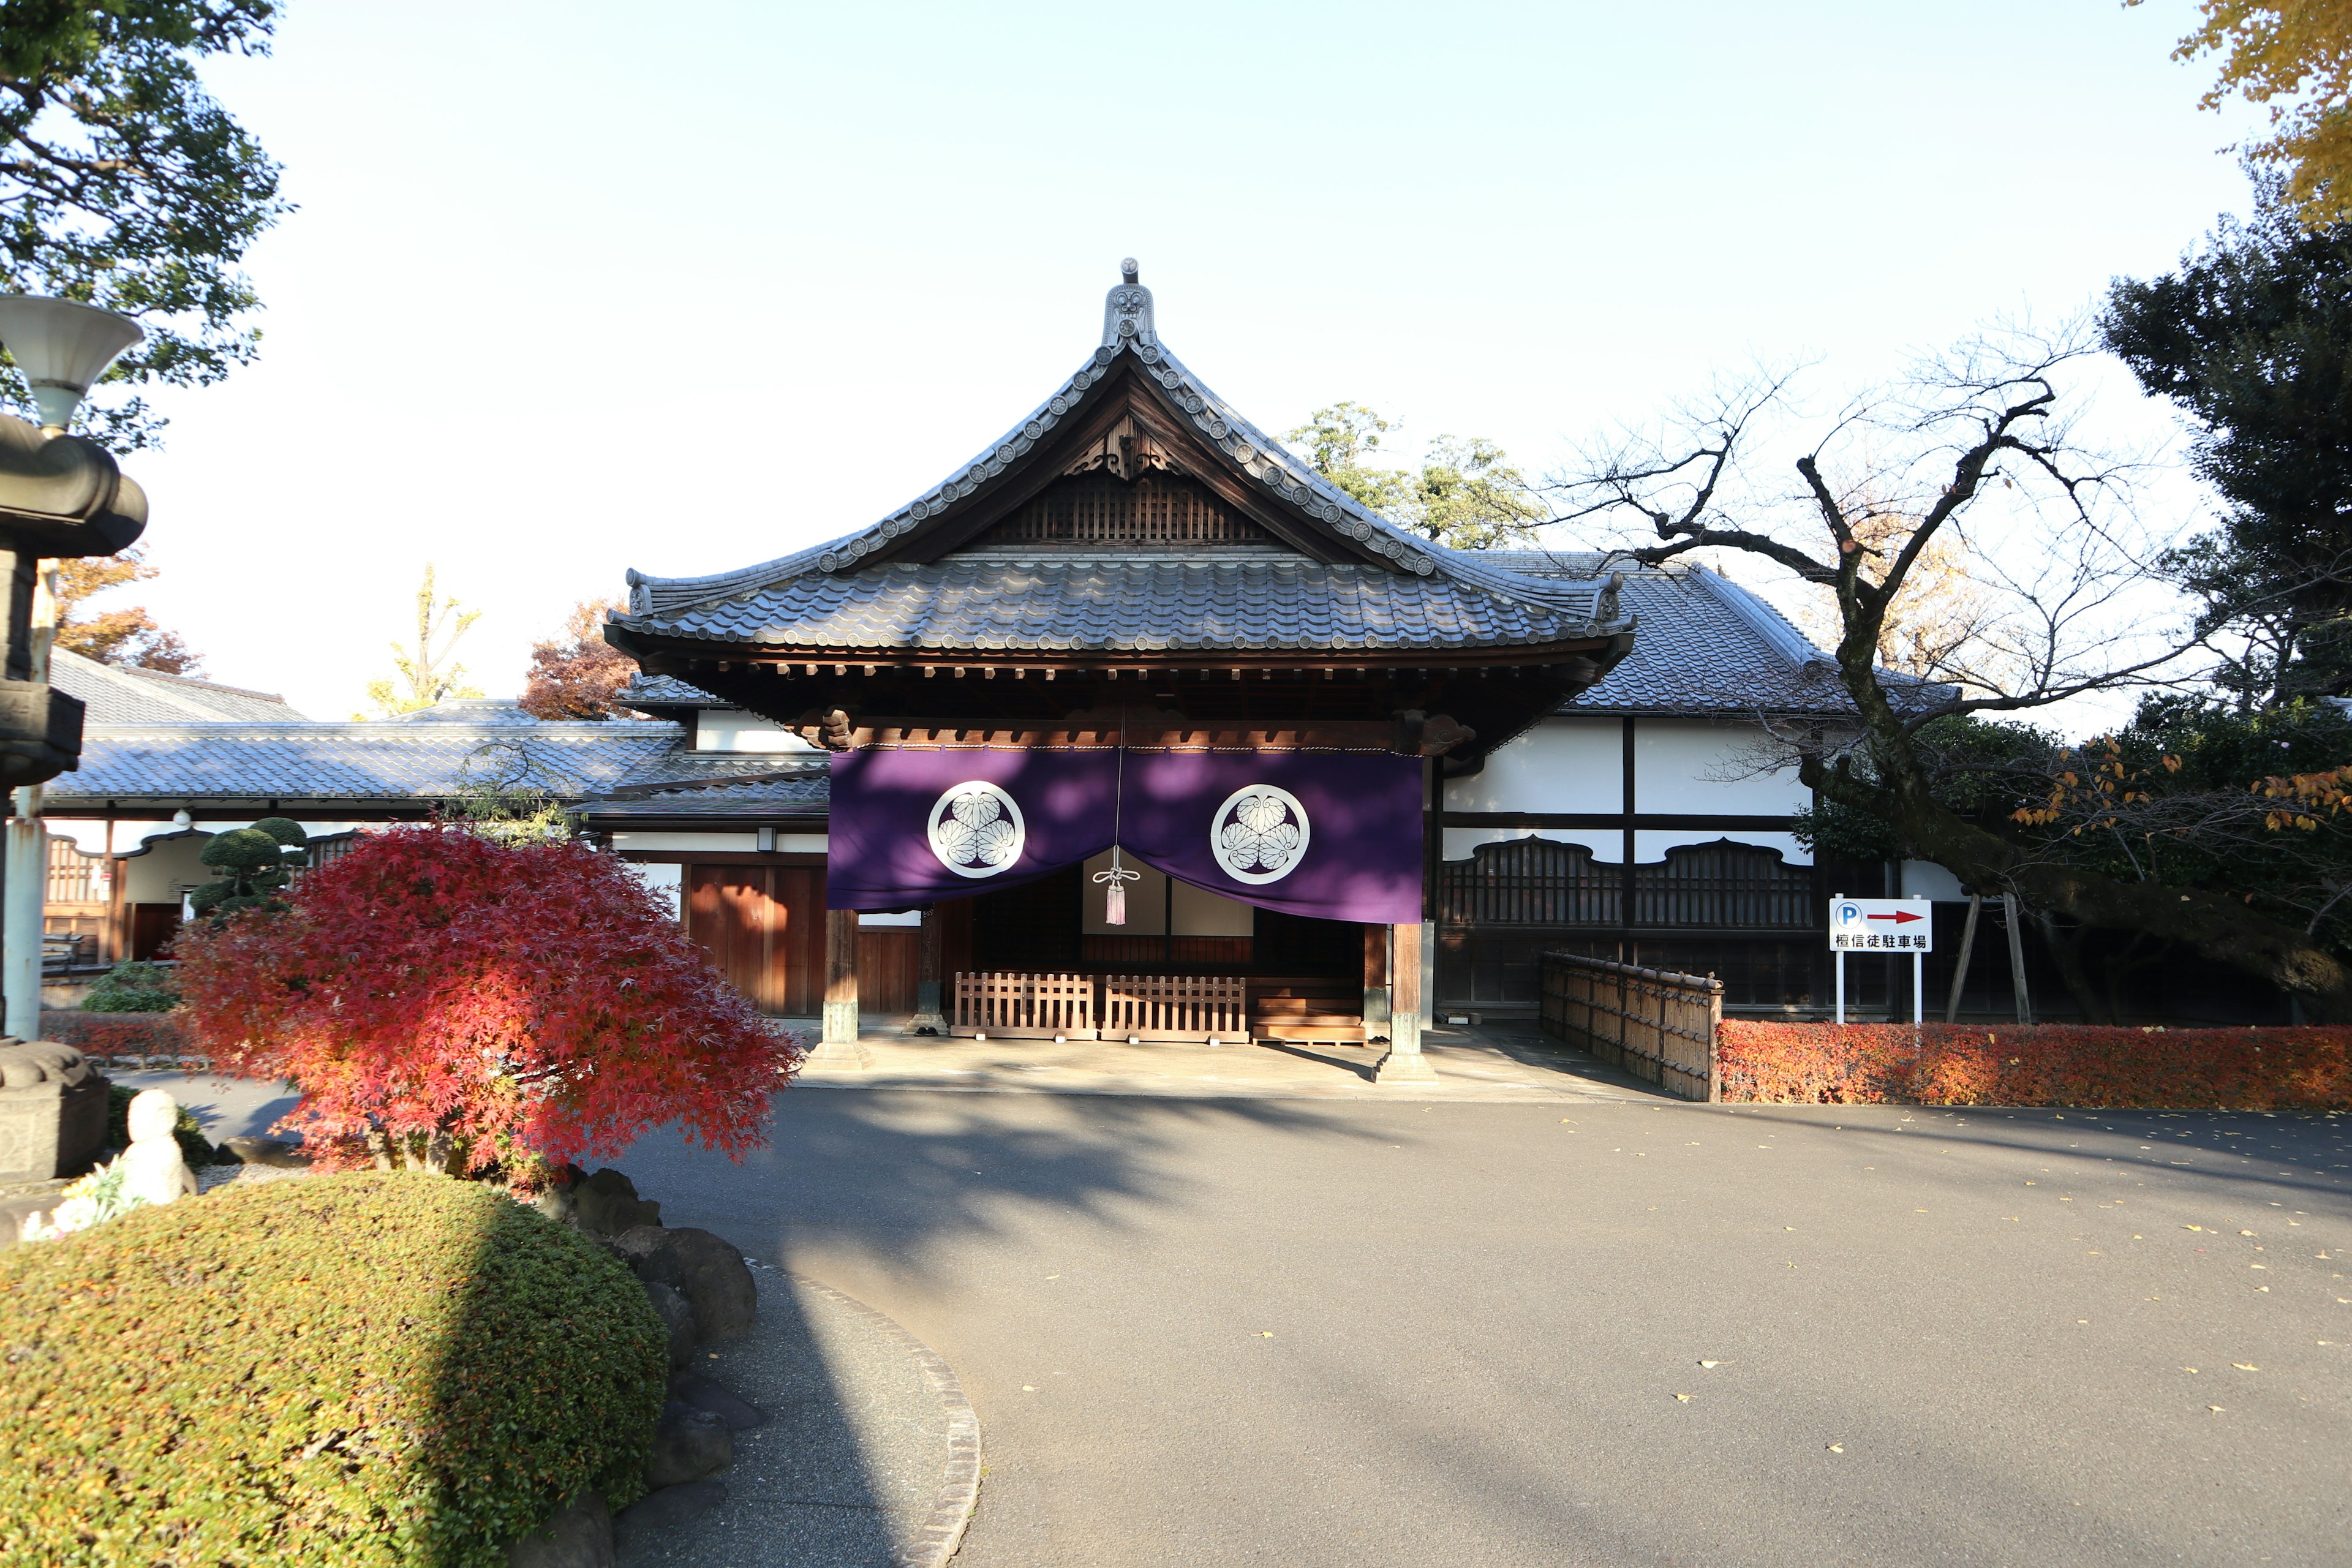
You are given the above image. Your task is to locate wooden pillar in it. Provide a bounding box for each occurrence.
[1362,922,1390,1033]
[809,908,872,1068]
[1375,921,1437,1082]
[907,906,947,1035]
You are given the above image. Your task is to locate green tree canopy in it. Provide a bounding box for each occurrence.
[2105,181,2352,703]
[0,1,287,450]
[1283,402,1544,549]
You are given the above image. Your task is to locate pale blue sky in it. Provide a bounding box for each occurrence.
[111,1,2261,716]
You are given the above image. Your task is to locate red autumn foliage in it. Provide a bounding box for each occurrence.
[173,824,797,1178]
[1716,1020,2352,1110]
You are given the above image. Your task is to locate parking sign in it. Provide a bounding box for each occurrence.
[1828,897,1934,953]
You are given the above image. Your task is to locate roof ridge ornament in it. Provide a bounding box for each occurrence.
[1101,258,1156,348]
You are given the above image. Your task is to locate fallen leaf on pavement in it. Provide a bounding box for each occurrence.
[1673,1393,1692,1402]
[2233,1363,2259,1371]
[2208,1405,2225,1412]
[1826,1444,1844,1453]
[1699,1360,1727,1368]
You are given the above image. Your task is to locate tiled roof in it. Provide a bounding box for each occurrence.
[51,720,684,805]
[616,262,1631,657]
[616,674,730,709]
[51,648,307,724]
[622,556,1624,655]
[583,764,831,820]
[1480,552,1951,715]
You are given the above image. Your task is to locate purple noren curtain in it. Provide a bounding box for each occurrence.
[825,748,1423,924]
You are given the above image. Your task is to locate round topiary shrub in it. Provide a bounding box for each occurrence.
[0,1172,667,1566]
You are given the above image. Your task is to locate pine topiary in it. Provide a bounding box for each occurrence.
[189,820,309,918]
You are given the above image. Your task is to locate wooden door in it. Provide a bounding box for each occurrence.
[685,865,826,1016]
[131,903,182,961]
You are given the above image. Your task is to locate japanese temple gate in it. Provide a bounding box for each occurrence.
[605,262,1637,1079]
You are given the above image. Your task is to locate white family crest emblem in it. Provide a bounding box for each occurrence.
[1211,784,1311,884]
[927,781,1026,878]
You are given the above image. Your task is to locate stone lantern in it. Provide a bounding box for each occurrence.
[0,296,147,1193]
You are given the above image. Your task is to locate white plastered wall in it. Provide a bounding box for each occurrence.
[118,835,213,905]
[1447,716,1620,815]
[1442,714,1815,867]
[694,710,820,754]
[1631,718,1809,819]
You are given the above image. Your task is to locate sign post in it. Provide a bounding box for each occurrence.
[1828,897,1935,1025]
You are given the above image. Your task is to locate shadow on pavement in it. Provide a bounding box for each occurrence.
[1720,1101,2352,1208]
[617,1270,905,1568]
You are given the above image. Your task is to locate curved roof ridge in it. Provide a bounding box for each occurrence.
[622,263,1630,632]
[1687,564,1830,671]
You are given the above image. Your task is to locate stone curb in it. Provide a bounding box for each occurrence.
[790,1275,982,1568]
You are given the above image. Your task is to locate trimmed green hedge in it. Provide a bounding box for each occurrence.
[0,1172,667,1566]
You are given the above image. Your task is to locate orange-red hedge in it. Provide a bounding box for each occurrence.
[39,1009,192,1064]
[1715,1020,2352,1110]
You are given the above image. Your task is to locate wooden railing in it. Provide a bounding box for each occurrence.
[1539,951,1722,1101]
[951,971,1253,1044]
[951,971,1099,1039]
[1099,974,1248,1042]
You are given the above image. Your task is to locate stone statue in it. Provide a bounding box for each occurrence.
[118,1088,197,1207]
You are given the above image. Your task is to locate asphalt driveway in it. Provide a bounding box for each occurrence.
[619,1091,2352,1568]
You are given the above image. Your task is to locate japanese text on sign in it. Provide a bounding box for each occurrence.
[1828,897,1935,953]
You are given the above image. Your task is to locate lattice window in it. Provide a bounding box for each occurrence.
[1441,837,1816,930]
[993,473,1271,546]
[1440,838,1620,925]
[1632,840,1814,929]
[45,834,100,905]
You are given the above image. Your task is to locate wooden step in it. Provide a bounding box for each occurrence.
[1255,1023,1370,1044]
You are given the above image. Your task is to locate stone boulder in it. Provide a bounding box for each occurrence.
[506,1487,613,1568]
[219,1136,309,1169]
[643,1403,733,1490]
[666,1370,767,1430]
[0,1039,104,1185]
[612,1480,726,1545]
[612,1226,755,1343]
[573,1168,661,1237]
[641,1281,695,1371]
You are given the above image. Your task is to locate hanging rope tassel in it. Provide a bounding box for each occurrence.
[1094,846,1140,925]
[1091,705,1139,924]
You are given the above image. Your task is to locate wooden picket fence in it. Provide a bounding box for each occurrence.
[1099,974,1249,1043]
[1538,951,1722,1101]
[949,971,1249,1043]
[950,971,1100,1039]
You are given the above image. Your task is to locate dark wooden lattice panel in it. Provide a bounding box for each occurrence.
[1440,838,1621,925]
[990,473,1273,546]
[1632,840,1814,929]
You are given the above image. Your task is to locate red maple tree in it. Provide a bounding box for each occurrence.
[519,598,639,720]
[175,824,796,1180]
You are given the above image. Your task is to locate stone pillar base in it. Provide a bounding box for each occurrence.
[903,1011,948,1036]
[804,1036,874,1069]
[1373,1048,1439,1084]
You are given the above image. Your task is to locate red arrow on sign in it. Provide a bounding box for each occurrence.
[1866,911,1925,924]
